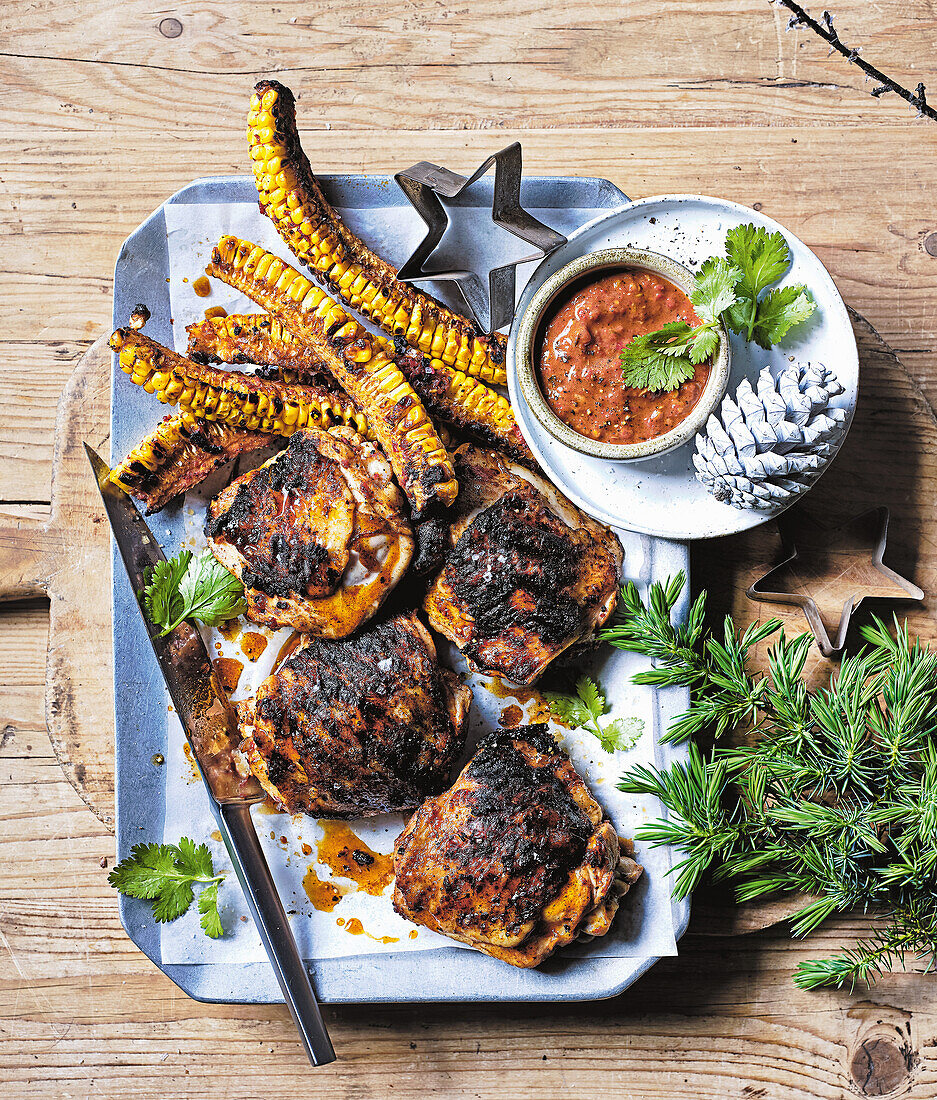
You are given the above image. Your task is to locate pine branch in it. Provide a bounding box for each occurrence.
[772,1,937,122]
[606,576,937,989]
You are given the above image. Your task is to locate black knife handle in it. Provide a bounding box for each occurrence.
[217,801,336,1066]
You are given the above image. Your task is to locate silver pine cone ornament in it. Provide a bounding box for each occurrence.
[693,363,847,511]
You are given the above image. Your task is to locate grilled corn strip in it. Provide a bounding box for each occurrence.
[110,414,274,514]
[206,235,458,517]
[247,80,508,387]
[110,328,371,438]
[186,312,333,385]
[396,351,537,468]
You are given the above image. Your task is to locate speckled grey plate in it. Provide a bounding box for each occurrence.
[507,195,859,540]
[111,173,690,1004]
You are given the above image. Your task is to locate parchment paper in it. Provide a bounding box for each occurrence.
[156,199,679,966]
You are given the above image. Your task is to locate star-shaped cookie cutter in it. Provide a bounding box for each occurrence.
[394,143,567,334]
[746,506,924,658]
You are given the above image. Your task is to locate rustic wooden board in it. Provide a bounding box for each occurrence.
[1,308,933,946]
[6,2,937,1093]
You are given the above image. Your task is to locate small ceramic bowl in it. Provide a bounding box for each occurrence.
[511,247,731,461]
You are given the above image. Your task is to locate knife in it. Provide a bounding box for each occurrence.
[85,444,336,1067]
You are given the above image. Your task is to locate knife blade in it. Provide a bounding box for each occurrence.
[86,443,335,1066]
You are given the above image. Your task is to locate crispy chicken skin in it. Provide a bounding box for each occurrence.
[207,426,413,637]
[393,724,640,967]
[423,446,624,684]
[239,612,472,817]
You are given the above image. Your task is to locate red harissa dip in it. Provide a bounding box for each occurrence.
[538,268,712,445]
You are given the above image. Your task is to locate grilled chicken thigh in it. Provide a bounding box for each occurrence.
[239,612,472,817]
[207,426,413,637]
[393,724,642,967]
[423,446,624,684]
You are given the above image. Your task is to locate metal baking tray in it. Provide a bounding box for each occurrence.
[111,172,690,1003]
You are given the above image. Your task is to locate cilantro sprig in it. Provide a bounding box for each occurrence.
[619,223,816,393]
[544,674,644,754]
[141,549,246,636]
[108,838,226,938]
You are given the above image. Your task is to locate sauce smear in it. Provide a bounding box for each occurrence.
[316,821,394,896]
[538,268,712,445]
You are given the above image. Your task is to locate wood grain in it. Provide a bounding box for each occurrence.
[4,0,937,1095]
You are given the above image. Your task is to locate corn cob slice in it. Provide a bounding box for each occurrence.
[395,349,537,468]
[110,328,372,438]
[186,312,334,387]
[206,235,458,518]
[188,304,528,465]
[110,414,275,514]
[247,80,508,387]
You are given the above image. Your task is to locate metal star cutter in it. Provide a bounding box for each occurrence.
[747,506,924,658]
[394,143,567,334]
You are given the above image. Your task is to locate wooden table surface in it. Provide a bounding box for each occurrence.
[3,2,937,1097]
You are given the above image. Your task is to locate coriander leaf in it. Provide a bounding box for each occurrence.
[725,223,791,300]
[724,293,756,339]
[689,325,720,365]
[598,716,645,754]
[638,320,697,358]
[622,352,696,394]
[173,835,216,881]
[576,674,605,720]
[152,876,196,923]
[108,838,226,935]
[108,842,179,900]
[142,551,191,634]
[544,690,591,729]
[691,257,740,324]
[198,881,224,939]
[750,285,816,349]
[176,551,247,628]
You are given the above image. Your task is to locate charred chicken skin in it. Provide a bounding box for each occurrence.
[423,446,624,684]
[207,425,413,637]
[393,724,641,967]
[239,613,472,817]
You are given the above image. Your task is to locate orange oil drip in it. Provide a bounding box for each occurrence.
[303,869,349,912]
[408,929,418,940]
[485,676,551,723]
[218,619,242,642]
[340,917,398,945]
[213,656,243,693]
[315,821,394,896]
[275,631,303,669]
[240,632,268,661]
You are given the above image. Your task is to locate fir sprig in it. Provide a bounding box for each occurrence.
[600,577,937,989]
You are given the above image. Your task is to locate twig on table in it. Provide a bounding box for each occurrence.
[771,0,937,123]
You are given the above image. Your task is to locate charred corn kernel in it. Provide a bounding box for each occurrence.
[110,327,371,444]
[247,80,504,385]
[396,354,534,466]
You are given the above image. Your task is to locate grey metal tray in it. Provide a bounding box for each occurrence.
[111,172,690,1004]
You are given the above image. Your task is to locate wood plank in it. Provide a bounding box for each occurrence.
[2,0,935,131]
[4,1,937,1092]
